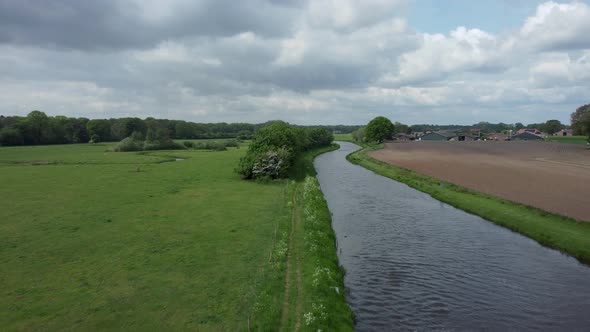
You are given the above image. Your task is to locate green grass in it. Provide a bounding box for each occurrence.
[333,133,353,142]
[546,135,589,145]
[0,143,287,330]
[297,146,354,331]
[346,145,590,265]
[0,142,352,331]
[250,144,354,331]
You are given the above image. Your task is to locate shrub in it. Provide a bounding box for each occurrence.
[237,121,332,179]
[193,141,227,151]
[183,141,194,148]
[251,148,293,179]
[352,127,366,142]
[224,139,239,148]
[143,140,183,151]
[236,130,253,140]
[112,137,143,152]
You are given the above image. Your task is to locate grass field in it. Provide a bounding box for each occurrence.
[345,143,590,265]
[333,133,353,142]
[546,135,589,145]
[0,142,352,330]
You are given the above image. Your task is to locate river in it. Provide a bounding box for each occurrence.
[314,142,590,331]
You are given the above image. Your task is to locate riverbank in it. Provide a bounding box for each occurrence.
[250,144,354,331]
[343,140,590,265]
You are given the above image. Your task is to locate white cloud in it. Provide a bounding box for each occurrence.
[521,1,590,50]
[0,1,589,125]
[530,51,590,87]
[380,26,504,86]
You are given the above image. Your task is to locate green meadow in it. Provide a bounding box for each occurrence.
[0,141,351,331]
[546,135,589,145]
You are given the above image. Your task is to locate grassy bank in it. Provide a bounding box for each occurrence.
[296,146,354,331]
[546,135,589,145]
[251,144,354,331]
[345,143,590,265]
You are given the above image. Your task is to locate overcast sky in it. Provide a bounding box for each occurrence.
[1,0,589,125]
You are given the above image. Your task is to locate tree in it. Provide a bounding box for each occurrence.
[394,122,410,134]
[571,104,590,135]
[306,128,333,149]
[24,110,49,144]
[542,119,563,135]
[87,119,112,142]
[351,127,366,142]
[365,116,395,143]
[0,127,24,146]
[576,111,590,142]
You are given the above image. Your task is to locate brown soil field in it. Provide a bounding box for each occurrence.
[369,141,590,221]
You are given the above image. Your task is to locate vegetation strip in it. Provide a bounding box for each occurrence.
[344,141,590,265]
[248,145,354,331]
[280,190,298,330]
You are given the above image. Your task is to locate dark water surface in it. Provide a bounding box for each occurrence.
[314,142,590,331]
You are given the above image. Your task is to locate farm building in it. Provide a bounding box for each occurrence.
[553,129,573,136]
[451,134,477,141]
[511,131,544,140]
[487,133,508,141]
[420,132,451,141]
[517,128,542,135]
[393,133,412,141]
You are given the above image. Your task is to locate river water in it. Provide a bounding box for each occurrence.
[314,142,590,331]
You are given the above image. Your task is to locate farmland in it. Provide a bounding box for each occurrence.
[369,141,590,221]
[0,141,352,330]
[546,135,589,145]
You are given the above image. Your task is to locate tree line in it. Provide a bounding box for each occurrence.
[0,111,359,146]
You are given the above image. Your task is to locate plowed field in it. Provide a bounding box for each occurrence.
[369,141,590,221]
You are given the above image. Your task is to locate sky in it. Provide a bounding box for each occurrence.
[0,0,589,125]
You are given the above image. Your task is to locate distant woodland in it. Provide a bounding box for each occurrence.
[0,111,360,146]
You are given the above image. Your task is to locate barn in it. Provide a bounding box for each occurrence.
[420,132,451,141]
[511,131,544,141]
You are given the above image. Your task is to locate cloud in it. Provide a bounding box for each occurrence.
[0,1,589,126]
[520,1,590,51]
[0,0,299,50]
[305,0,408,31]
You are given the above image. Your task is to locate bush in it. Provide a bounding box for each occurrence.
[89,134,100,143]
[352,127,366,142]
[236,121,333,179]
[183,141,194,148]
[224,139,239,148]
[251,148,292,179]
[143,140,183,151]
[193,141,227,151]
[112,137,143,152]
[236,130,253,140]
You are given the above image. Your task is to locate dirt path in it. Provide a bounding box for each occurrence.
[294,198,303,332]
[280,189,302,331]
